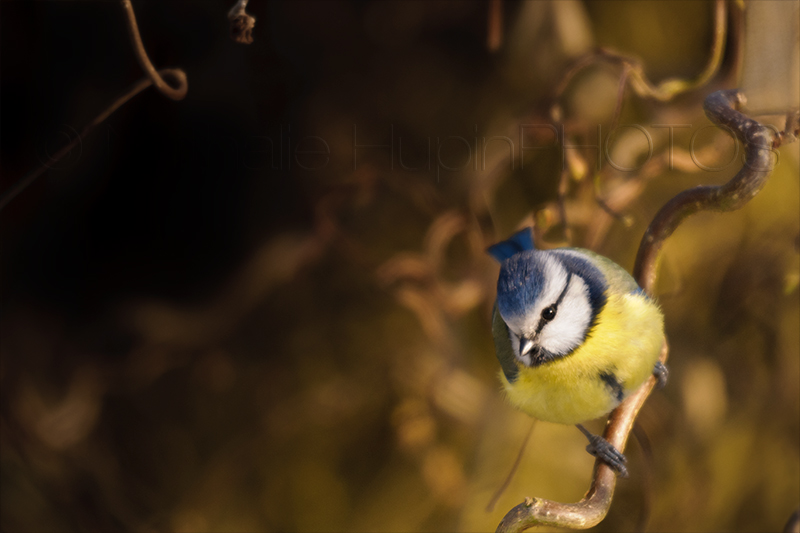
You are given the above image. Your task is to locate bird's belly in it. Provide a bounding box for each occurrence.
[503,364,619,424]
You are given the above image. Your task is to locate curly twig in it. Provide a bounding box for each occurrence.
[496,88,795,532]
[551,0,727,117]
[547,0,730,236]
[0,1,187,212]
[228,0,256,45]
[121,0,187,100]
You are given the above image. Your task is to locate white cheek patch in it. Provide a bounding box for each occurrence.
[537,275,593,356]
[500,252,597,365]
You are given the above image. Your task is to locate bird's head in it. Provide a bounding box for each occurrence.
[496,250,607,367]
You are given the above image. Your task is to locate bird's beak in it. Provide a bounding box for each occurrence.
[520,338,535,357]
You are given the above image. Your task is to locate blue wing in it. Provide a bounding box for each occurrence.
[487,227,535,262]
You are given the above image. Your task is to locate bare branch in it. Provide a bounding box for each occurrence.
[487,0,503,52]
[486,420,536,513]
[0,1,188,212]
[551,0,729,123]
[121,0,188,100]
[634,89,778,293]
[495,87,796,531]
[547,0,731,235]
[0,78,151,212]
[496,341,666,532]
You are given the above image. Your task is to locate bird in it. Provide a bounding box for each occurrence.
[488,227,666,476]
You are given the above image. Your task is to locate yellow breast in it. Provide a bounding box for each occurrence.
[502,291,664,425]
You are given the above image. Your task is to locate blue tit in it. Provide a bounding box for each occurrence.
[488,227,666,476]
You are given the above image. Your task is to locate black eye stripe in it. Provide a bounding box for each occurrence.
[534,273,573,335]
[554,272,573,307]
[548,251,608,334]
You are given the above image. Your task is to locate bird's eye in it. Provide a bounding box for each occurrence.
[541,306,556,321]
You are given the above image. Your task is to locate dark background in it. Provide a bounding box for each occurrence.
[1,1,798,532]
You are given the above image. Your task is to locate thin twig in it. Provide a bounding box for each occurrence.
[495,341,666,531]
[486,420,536,513]
[121,0,188,101]
[550,0,728,122]
[548,0,728,234]
[556,169,573,243]
[725,0,746,84]
[0,1,187,212]
[496,88,794,532]
[487,0,503,52]
[585,64,634,226]
[632,422,655,532]
[594,196,630,225]
[628,0,727,101]
[0,78,150,212]
[608,64,631,135]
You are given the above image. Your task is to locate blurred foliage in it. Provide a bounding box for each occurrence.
[1,1,798,532]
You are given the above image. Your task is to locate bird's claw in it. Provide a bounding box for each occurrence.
[653,361,669,390]
[586,434,628,478]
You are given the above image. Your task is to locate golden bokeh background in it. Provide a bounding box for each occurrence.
[1,1,798,532]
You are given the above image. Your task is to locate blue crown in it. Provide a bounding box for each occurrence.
[496,251,544,320]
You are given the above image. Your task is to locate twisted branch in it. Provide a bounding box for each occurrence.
[551,0,728,121]
[548,0,732,236]
[0,0,187,212]
[120,0,188,101]
[634,89,781,292]
[496,89,797,532]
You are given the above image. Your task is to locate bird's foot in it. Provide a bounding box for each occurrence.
[586,434,629,477]
[576,424,628,477]
[653,361,669,389]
